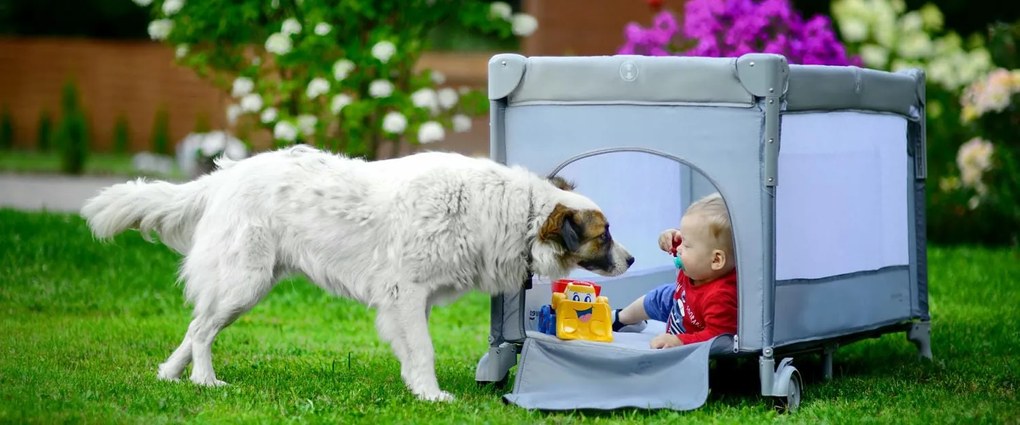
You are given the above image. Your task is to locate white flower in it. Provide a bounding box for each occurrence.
[900,11,923,33]
[330,94,353,114]
[281,18,302,36]
[369,79,394,98]
[371,41,397,63]
[919,4,943,31]
[839,18,868,42]
[162,0,184,16]
[232,77,254,98]
[226,104,242,125]
[224,138,247,160]
[332,59,355,81]
[897,33,933,59]
[265,32,293,55]
[175,44,189,59]
[382,111,407,134]
[274,121,298,142]
[306,77,330,99]
[957,137,994,194]
[490,2,512,20]
[431,70,446,85]
[132,0,153,6]
[240,93,263,112]
[260,107,278,124]
[859,45,889,68]
[270,0,279,8]
[418,121,445,144]
[314,22,332,36]
[411,88,439,113]
[297,114,317,135]
[199,134,225,156]
[511,13,538,37]
[452,114,472,133]
[437,87,458,109]
[147,19,173,40]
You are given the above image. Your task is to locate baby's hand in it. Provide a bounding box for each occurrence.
[658,229,680,253]
[650,333,684,349]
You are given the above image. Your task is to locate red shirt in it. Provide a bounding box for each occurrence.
[666,270,738,344]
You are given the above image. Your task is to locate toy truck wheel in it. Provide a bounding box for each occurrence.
[773,366,803,414]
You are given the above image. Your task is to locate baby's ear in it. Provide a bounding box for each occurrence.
[711,249,728,271]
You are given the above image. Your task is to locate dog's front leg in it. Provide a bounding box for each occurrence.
[375,287,453,402]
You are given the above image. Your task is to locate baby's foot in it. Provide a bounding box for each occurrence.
[611,309,648,333]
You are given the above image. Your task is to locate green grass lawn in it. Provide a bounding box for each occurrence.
[1,209,1017,424]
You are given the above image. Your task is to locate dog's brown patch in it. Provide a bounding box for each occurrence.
[539,204,614,271]
[538,203,574,244]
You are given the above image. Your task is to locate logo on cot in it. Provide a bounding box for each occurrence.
[620,61,638,82]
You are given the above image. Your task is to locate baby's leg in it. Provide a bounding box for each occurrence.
[617,296,651,325]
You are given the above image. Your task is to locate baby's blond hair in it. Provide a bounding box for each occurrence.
[685,193,734,257]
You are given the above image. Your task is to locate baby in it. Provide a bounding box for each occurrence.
[612,192,738,349]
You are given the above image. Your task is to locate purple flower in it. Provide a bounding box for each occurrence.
[618,0,859,66]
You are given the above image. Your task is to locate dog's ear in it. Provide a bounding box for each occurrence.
[539,203,582,252]
[547,176,575,191]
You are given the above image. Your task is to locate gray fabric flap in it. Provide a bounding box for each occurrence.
[509,55,755,107]
[504,329,731,411]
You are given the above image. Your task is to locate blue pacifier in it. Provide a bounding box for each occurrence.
[674,256,684,270]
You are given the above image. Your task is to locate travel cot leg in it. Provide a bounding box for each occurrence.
[475,342,518,387]
[761,353,803,413]
[822,344,836,381]
[907,321,933,360]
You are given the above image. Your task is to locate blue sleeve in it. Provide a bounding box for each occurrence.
[642,282,676,323]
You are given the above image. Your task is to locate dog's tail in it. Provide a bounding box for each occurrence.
[81,177,210,253]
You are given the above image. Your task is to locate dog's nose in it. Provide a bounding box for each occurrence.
[626,256,635,267]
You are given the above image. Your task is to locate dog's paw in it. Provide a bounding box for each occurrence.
[418,390,455,402]
[191,376,229,387]
[157,364,181,381]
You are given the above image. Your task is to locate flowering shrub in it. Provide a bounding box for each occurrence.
[831,0,992,90]
[940,68,1020,242]
[830,0,1020,243]
[961,69,1020,122]
[619,0,858,66]
[132,0,536,159]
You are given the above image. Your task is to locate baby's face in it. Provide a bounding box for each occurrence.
[677,213,720,282]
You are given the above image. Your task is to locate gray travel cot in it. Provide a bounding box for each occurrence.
[474,53,932,412]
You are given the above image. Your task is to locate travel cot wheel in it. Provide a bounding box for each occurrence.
[773,366,803,414]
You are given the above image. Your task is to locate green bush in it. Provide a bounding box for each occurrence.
[150,108,170,155]
[54,82,89,174]
[0,106,13,150]
[36,110,52,151]
[112,114,130,154]
[138,0,535,159]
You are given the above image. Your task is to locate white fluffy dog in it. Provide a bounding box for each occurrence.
[81,146,633,401]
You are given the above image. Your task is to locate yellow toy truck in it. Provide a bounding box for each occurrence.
[537,279,613,343]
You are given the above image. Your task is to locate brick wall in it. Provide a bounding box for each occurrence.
[0,37,228,153]
[522,0,686,56]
